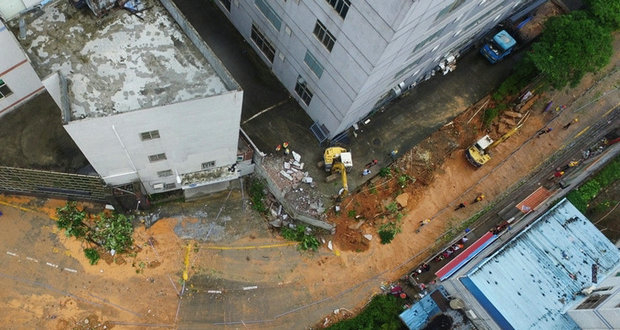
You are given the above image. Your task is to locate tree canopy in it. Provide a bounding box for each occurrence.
[584,0,620,31]
[528,12,613,88]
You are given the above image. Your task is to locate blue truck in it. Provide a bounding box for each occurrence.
[480,0,566,64]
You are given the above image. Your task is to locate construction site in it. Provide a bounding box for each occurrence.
[0,0,618,328]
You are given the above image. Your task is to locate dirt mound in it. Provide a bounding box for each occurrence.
[331,112,479,251]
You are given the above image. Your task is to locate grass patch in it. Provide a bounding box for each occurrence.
[567,156,619,213]
[249,178,268,213]
[327,294,402,330]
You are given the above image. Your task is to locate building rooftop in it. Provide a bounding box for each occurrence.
[11,0,230,120]
[460,199,620,330]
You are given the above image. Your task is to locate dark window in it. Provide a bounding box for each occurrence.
[157,169,173,177]
[326,0,351,19]
[577,294,610,309]
[313,21,336,51]
[219,0,231,11]
[164,183,176,189]
[304,51,324,78]
[140,130,160,141]
[201,161,216,169]
[148,153,167,162]
[255,0,282,30]
[294,76,313,106]
[251,24,276,62]
[0,79,13,99]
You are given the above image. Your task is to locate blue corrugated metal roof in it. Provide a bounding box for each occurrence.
[462,199,620,330]
[399,286,449,330]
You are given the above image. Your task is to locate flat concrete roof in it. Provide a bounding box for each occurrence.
[11,0,229,120]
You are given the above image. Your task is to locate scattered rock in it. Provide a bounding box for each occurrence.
[363,234,373,241]
[327,241,333,251]
[396,193,409,208]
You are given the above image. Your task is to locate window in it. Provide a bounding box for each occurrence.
[435,0,466,22]
[148,153,167,162]
[140,130,160,141]
[304,51,324,78]
[326,0,350,19]
[157,169,173,177]
[294,76,313,105]
[255,0,282,30]
[313,21,336,51]
[0,79,13,99]
[164,183,176,190]
[219,0,231,11]
[201,161,216,169]
[577,294,610,309]
[251,24,276,62]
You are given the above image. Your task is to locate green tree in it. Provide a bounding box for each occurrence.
[584,0,620,30]
[529,12,613,88]
[56,201,89,239]
[328,294,402,330]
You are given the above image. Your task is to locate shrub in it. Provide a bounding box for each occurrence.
[280,224,320,251]
[84,248,100,265]
[379,167,392,178]
[249,179,268,213]
[328,294,402,330]
[378,222,401,244]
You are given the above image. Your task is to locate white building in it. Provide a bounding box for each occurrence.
[7,0,249,197]
[215,0,532,141]
[0,19,44,118]
[567,263,620,330]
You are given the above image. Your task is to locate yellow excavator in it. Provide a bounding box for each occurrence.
[321,147,353,196]
[466,124,522,167]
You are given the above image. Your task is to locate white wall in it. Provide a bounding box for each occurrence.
[63,90,243,194]
[0,21,44,118]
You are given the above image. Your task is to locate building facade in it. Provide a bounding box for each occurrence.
[6,0,250,197]
[0,19,44,118]
[216,0,532,140]
[567,263,620,329]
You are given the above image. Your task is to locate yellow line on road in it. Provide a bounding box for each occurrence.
[575,126,590,138]
[0,200,57,220]
[202,242,297,250]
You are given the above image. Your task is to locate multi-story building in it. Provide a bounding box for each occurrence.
[216,0,531,141]
[0,19,44,118]
[5,0,252,198]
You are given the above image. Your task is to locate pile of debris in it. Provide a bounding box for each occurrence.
[260,151,328,225]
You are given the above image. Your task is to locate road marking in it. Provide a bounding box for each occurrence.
[243,286,258,291]
[207,290,222,294]
[63,268,78,273]
[0,200,58,220]
[46,262,59,268]
[26,257,39,263]
[6,251,17,257]
[575,126,590,138]
[202,242,297,250]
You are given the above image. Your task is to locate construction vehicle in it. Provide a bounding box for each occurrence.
[319,147,353,196]
[466,124,522,167]
[480,0,566,63]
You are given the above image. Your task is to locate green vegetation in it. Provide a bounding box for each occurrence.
[584,0,620,31]
[386,201,399,214]
[530,12,613,88]
[280,224,320,251]
[84,248,100,265]
[379,167,392,178]
[378,221,401,244]
[566,157,620,213]
[348,210,357,218]
[56,201,135,264]
[249,178,268,213]
[327,294,402,330]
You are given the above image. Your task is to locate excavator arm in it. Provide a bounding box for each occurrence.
[332,162,348,197]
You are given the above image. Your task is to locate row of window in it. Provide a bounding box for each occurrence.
[0,79,13,100]
[250,1,350,108]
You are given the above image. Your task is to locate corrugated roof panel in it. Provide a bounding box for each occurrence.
[462,199,620,330]
[515,186,552,213]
